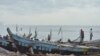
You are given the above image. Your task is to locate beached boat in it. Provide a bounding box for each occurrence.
[7,27,100,55]
[58,43,100,55]
[7,28,60,55]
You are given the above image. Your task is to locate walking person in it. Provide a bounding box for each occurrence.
[90,28,93,40]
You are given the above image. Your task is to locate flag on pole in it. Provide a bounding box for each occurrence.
[58,27,62,35]
[47,29,52,41]
[58,26,63,41]
[16,25,18,34]
[20,27,23,31]
[50,29,52,37]
[29,27,31,34]
[34,27,37,39]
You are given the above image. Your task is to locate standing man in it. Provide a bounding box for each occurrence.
[80,29,84,44]
[90,28,93,40]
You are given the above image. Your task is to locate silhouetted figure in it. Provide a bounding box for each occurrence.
[47,34,51,41]
[47,29,52,41]
[80,29,84,44]
[68,38,71,43]
[90,28,93,40]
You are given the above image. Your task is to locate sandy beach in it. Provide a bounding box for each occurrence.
[1,47,100,56]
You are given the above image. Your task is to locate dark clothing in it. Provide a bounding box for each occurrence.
[68,39,71,43]
[48,34,51,41]
[90,33,93,40]
[90,28,93,40]
[80,29,84,43]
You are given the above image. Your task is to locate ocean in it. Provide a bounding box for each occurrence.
[0,25,100,42]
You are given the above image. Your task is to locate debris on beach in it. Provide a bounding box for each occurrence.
[0,47,27,56]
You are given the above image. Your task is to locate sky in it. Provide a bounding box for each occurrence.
[0,0,100,25]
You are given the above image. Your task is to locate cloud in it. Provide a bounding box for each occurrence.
[0,0,100,25]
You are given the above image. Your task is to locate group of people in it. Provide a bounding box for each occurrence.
[68,28,93,44]
[80,28,93,44]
